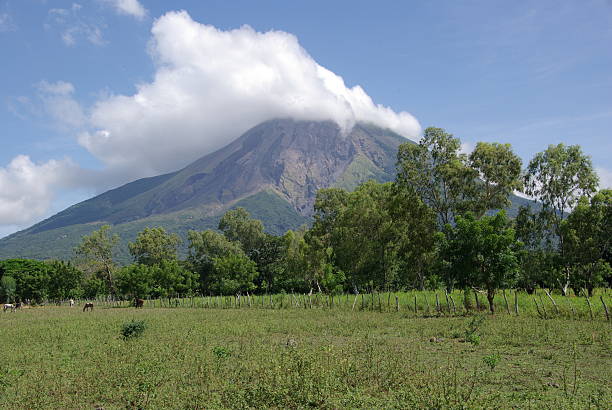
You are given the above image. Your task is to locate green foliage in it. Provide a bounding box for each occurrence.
[438,212,520,312]
[210,253,257,295]
[46,260,84,300]
[0,259,51,303]
[187,229,245,290]
[397,128,524,225]
[309,181,436,291]
[0,275,16,303]
[464,314,486,345]
[74,225,119,295]
[482,353,501,370]
[524,143,599,294]
[218,207,265,255]
[212,346,232,359]
[128,227,181,266]
[468,142,523,217]
[116,264,154,298]
[561,190,612,295]
[120,320,147,340]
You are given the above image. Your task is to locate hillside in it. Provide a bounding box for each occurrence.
[0,119,406,262]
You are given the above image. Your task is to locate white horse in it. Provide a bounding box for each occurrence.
[3,304,16,312]
[69,299,75,307]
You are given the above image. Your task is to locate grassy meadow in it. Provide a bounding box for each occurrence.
[0,297,610,409]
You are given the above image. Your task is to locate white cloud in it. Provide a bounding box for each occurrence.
[103,0,147,20]
[597,167,612,189]
[1,11,421,235]
[79,10,420,177]
[0,155,80,226]
[37,80,86,128]
[46,4,106,46]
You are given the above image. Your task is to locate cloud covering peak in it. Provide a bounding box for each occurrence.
[80,10,420,176]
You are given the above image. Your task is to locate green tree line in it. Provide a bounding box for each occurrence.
[1,127,609,311]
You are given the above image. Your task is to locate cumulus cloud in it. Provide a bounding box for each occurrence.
[1,10,421,235]
[0,155,80,225]
[597,167,612,189]
[46,4,105,46]
[102,0,147,20]
[79,10,420,177]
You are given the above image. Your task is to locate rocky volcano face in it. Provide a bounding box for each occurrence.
[0,119,408,261]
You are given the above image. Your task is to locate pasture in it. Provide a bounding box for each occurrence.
[0,301,610,409]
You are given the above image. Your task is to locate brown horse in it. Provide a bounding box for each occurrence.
[83,302,94,312]
[134,298,144,308]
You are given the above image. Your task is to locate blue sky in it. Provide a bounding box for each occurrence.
[1,0,611,237]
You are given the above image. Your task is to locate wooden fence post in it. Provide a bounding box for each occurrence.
[502,290,511,315]
[544,289,560,315]
[514,291,519,316]
[585,293,594,320]
[600,296,609,321]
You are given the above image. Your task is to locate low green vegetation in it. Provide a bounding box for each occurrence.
[0,307,609,408]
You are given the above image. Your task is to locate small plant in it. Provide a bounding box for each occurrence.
[464,314,485,345]
[120,319,147,340]
[212,346,232,359]
[482,353,501,370]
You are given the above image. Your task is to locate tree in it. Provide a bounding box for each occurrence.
[0,275,17,303]
[468,142,523,217]
[116,264,154,298]
[47,260,84,300]
[187,229,245,291]
[514,206,557,293]
[210,253,258,295]
[308,181,436,291]
[128,227,181,266]
[150,260,198,297]
[396,127,475,226]
[74,225,119,295]
[438,212,520,313]
[561,190,612,296]
[218,208,265,255]
[0,259,51,303]
[524,144,599,294]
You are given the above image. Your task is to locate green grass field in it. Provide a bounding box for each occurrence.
[0,301,610,409]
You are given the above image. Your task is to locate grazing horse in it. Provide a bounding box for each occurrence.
[3,304,16,312]
[83,302,94,312]
[134,298,144,308]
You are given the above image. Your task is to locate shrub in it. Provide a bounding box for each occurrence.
[121,320,147,340]
[482,353,501,370]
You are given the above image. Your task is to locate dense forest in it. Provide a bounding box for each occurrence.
[1,127,609,313]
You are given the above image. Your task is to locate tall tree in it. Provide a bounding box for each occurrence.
[128,227,181,266]
[47,260,84,300]
[524,143,599,294]
[468,142,523,217]
[396,127,475,226]
[187,229,245,291]
[438,211,520,313]
[74,225,119,295]
[218,207,265,255]
[514,206,557,293]
[561,190,612,296]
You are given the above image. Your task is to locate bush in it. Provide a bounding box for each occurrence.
[120,319,147,340]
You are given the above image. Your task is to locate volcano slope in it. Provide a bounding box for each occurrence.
[0,119,409,261]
